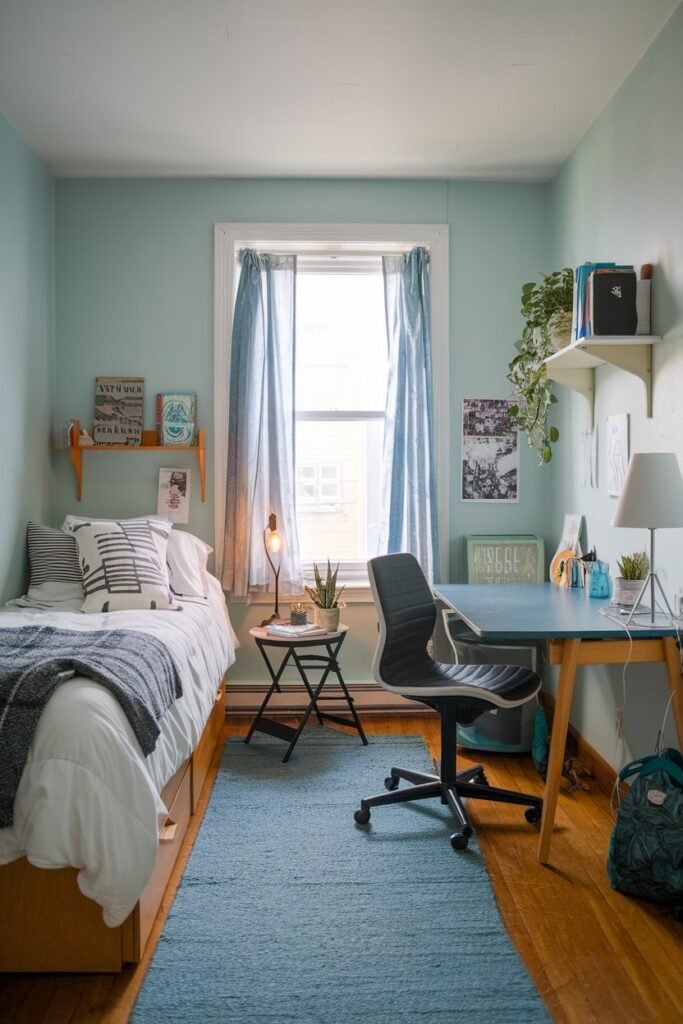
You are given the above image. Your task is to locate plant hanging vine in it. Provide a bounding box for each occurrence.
[507,268,573,463]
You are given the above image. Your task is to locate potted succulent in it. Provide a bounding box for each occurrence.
[305,561,345,632]
[507,268,574,464]
[614,551,649,608]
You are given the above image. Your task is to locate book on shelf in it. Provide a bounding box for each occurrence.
[572,263,636,340]
[265,623,329,638]
[588,269,637,336]
[156,392,197,445]
[93,377,144,446]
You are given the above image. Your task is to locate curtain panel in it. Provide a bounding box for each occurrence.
[380,247,440,583]
[222,250,303,597]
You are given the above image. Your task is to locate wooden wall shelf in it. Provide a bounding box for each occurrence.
[543,335,661,427]
[67,427,206,502]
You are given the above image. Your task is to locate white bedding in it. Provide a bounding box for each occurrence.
[0,575,237,926]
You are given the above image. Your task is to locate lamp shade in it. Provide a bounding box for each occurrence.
[611,452,683,528]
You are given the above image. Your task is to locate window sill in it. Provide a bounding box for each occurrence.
[227,583,374,606]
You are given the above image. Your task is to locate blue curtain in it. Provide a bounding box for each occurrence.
[380,247,440,583]
[222,250,303,597]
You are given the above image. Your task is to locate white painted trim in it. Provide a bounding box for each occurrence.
[226,682,420,715]
[214,222,450,582]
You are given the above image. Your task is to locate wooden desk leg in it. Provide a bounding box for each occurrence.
[662,636,683,747]
[538,637,580,865]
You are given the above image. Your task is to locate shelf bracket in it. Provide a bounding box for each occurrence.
[584,344,653,418]
[545,367,595,428]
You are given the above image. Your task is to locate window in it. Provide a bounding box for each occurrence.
[214,223,449,590]
[295,256,387,578]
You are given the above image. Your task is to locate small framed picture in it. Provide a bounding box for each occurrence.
[157,468,191,524]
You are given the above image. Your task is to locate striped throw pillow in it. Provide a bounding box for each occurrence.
[27,523,82,586]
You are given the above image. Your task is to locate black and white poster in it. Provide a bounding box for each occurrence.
[157,468,191,524]
[461,399,519,502]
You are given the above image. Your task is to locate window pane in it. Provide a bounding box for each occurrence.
[295,419,383,563]
[296,272,387,412]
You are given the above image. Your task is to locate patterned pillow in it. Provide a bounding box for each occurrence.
[12,523,85,609]
[27,523,82,586]
[66,519,176,613]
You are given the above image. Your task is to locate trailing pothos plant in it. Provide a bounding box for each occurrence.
[507,268,574,464]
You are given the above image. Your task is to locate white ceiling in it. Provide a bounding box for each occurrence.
[0,0,679,181]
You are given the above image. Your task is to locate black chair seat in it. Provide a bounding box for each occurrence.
[355,552,543,852]
[383,658,540,707]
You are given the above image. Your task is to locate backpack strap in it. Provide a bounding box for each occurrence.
[619,756,683,787]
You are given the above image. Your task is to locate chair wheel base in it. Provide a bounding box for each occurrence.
[354,807,371,825]
[525,805,542,826]
[384,775,399,791]
[450,827,472,851]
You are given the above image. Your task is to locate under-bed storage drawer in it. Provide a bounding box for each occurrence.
[191,680,226,810]
[133,759,192,957]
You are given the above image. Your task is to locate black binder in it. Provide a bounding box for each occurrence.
[590,270,638,335]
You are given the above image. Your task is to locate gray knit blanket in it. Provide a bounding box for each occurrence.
[0,625,182,828]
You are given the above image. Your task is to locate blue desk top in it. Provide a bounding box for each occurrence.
[433,583,678,640]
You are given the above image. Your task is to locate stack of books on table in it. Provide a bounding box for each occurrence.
[266,623,329,638]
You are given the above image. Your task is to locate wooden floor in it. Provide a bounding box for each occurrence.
[1,714,681,1024]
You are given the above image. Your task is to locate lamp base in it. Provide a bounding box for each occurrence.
[622,570,675,627]
[259,612,288,627]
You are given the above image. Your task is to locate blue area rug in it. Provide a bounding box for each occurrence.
[132,732,550,1023]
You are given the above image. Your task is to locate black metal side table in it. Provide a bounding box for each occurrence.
[245,625,368,762]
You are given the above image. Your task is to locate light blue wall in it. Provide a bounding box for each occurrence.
[547,3,683,758]
[53,177,548,679]
[0,114,54,602]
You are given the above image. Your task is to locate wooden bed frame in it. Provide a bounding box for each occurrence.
[0,679,226,973]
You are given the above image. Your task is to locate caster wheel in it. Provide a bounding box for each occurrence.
[450,831,470,851]
[354,807,371,825]
[525,806,542,826]
[384,775,399,791]
[473,771,489,786]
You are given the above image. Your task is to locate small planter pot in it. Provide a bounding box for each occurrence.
[314,606,340,632]
[548,310,573,350]
[613,578,645,607]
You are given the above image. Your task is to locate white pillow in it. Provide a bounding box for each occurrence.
[166,530,212,599]
[64,518,176,613]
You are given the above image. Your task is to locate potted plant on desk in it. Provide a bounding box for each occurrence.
[614,551,648,608]
[305,561,345,632]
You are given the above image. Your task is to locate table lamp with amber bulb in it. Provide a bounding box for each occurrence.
[260,512,284,626]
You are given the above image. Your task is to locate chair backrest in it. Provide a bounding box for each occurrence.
[368,553,436,689]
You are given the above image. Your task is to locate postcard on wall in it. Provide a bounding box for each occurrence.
[93,377,144,445]
[606,413,629,497]
[157,468,191,524]
[461,398,519,502]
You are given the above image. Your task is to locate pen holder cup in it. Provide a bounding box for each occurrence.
[587,562,613,599]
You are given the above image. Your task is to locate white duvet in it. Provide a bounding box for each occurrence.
[0,575,237,926]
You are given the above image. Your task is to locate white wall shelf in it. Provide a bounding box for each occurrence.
[543,335,661,427]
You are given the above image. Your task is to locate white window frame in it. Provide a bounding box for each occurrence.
[214,223,450,594]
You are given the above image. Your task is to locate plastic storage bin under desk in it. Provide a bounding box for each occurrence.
[445,615,539,754]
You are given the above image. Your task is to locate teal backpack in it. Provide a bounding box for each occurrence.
[607,748,683,917]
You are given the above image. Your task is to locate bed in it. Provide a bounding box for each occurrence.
[0,571,237,972]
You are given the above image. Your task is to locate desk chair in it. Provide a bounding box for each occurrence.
[354,553,543,850]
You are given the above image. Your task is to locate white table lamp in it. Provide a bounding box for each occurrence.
[611,452,683,624]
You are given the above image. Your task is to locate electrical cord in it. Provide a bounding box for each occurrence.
[599,603,683,814]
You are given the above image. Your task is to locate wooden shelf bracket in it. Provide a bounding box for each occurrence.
[66,427,206,503]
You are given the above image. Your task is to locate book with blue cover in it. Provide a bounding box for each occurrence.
[156,392,197,445]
